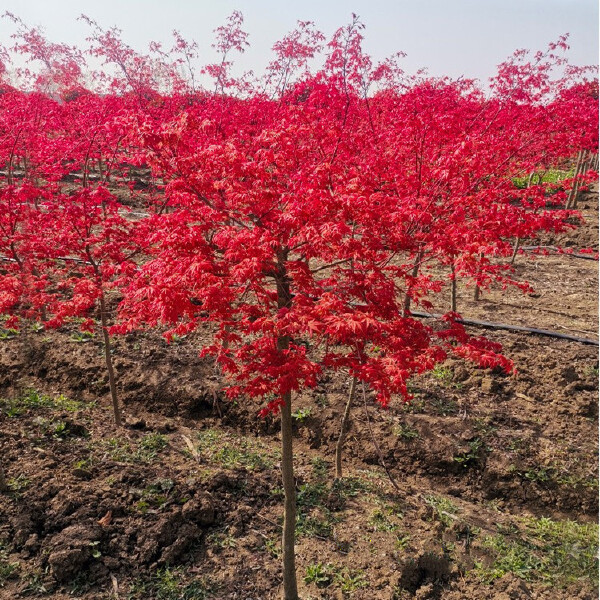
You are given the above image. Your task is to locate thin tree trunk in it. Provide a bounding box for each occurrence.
[279,388,298,600]
[335,376,357,478]
[450,262,457,312]
[473,252,483,301]
[403,249,423,317]
[0,462,7,493]
[567,150,584,209]
[99,292,122,427]
[510,237,521,266]
[572,149,589,210]
[275,258,299,600]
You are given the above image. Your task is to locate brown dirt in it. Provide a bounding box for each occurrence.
[0,189,597,600]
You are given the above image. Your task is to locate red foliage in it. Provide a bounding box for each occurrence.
[0,13,597,415]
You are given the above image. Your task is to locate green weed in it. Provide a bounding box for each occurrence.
[7,474,30,494]
[453,437,490,468]
[0,544,19,587]
[292,407,312,422]
[196,429,275,470]
[304,563,334,587]
[476,517,598,588]
[206,527,237,551]
[70,331,95,343]
[100,433,168,464]
[128,567,214,599]
[394,424,419,441]
[368,508,400,533]
[0,390,89,417]
[424,495,459,528]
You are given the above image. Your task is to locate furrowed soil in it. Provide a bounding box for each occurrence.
[0,189,597,600]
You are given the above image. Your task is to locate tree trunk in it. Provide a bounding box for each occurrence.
[279,388,298,600]
[572,149,589,210]
[473,252,483,301]
[566,150,584,209]
[510,237,520,266]
[403,249,423,317]
[275,258,299,600]
[99,292,122,427]
[335,376,357,478]
[0,462,7,493]
[450,262,457,312]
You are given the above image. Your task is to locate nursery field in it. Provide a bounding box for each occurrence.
[0,11,598,600]
[0,188,597,599]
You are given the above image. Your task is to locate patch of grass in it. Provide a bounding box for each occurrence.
[303,563,367,593]
[70,331,95,343]
[368,508,400,533]
[73,457,94,471]
[138,433,169,460]
[431,364,453,384]
[512,168,575,189]
[331,475,371,499]
[304,562,334,588]
[424,495,460,528]
[0,545,19,587]
[7,474,31,494]
[453,437,490,468]
[0,389,90,417]
[206,527,237,551]
[297,511,336,539]
[32,416,79,439]
[297,480,328,509]
[428,396,459,416]
[394,423,419,441]
[195,429,276,471]
[128,567,214,599]
[99,433,168,464]
[395,532,411,550]
[0,328,19,340]
[510,461,598,490]
[265,536,281,558]
[335,567,367,593]
[476,517,598,588]
[131,479,175,514]
[292,406,312,422]
[20,570,48,595]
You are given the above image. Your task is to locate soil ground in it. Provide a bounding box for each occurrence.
[0,188,597,600]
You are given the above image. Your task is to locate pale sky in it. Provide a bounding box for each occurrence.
[1,0,598,83]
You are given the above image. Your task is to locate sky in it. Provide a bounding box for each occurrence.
[1,0,598,84]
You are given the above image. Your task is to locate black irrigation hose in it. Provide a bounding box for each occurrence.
[520,246,599,261]
[411,310,599,346]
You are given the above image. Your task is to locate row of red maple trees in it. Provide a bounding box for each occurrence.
[0,12,597,599]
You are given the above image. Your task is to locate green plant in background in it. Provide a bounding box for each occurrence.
[196,428,276,470]
[394,423,419,441]
[292,407,312,422]
[368,508,400,533]
[431,364,453,383]
[475,517,598,588]
[207,528,237,551]
[304,563,334,587]
[424,495,460,528]
[7,474,31,494]
[0,328,19,340]
[128,567,214,600]
[71,331,95,343]
[0,540,20,587]
[0,390,89,417]
[334,567,367,593]
[453,437,490,468]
